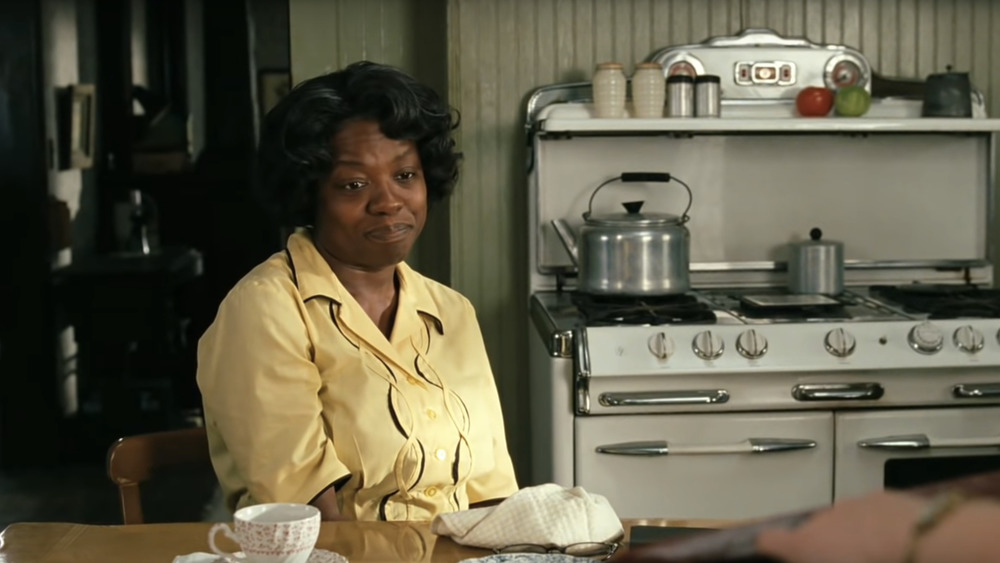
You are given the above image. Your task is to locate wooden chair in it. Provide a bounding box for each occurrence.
[106,427,213,524]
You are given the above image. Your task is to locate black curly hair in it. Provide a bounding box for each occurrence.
[257,61,461,227]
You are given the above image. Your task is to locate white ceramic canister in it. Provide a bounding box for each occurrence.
[592,62,627,118]
[631,62,666,118]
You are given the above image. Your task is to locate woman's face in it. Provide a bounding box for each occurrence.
[314,119,428,272]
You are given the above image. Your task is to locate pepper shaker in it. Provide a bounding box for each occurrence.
[666,75,694,117]
[695,75,721,117]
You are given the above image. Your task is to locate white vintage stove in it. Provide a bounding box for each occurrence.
[525,29,1000,520]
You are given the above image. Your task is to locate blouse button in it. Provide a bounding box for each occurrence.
[407,375,420,385]
[435,448,447,461]
[425,486,438,497]
[426,408,438,420]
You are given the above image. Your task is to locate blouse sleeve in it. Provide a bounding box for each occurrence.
[197,279,350,505]
[462,302,521,504]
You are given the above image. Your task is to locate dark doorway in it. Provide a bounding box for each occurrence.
[0,0,60,469]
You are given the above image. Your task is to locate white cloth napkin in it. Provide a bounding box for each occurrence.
[431,483,623,550]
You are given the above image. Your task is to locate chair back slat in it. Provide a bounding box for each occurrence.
[106,427,213,524]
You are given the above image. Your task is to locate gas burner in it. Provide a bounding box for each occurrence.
[571,293,717,326]
[870,284,1000,319]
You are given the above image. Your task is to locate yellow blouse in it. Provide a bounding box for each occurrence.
[196,231,518,521]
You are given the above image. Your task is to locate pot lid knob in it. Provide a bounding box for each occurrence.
[622,201,645,214]
[810,227,823,241]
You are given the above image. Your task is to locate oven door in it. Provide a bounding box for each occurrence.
[835,406,1000,501]
[575,412,833,519]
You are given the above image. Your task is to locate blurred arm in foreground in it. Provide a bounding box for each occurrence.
[617,469,1000,563]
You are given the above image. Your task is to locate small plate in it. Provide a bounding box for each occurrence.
[305,550,349,563]
[458,554,593,563]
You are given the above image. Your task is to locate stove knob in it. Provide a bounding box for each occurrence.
[908,322,944,355]
[647,332,675,361]
[692,330,724,360]
[824,328,856,358]
[736,329,768,360]
[953,325,985,354]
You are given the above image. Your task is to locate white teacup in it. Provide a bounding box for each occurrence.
[208,503,321,563]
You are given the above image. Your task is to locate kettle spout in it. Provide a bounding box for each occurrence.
[550,219,579,267]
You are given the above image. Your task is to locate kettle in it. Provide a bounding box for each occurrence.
[787,228,844,295]
[922,66,972,118]
[551,172,693,296]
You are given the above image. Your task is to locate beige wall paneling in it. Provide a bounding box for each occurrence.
[290,0,446,103]
[289,0,450,282]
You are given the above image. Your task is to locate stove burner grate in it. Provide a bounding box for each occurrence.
[870,284,1000,319]
[571,293,717,326]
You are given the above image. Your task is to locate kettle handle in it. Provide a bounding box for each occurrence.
[585,172,693,223]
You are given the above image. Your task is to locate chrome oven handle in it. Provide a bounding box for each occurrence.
[596,438,817,456]
[596,440,670,456]
[792,383,884,402]
[859,433,1000,450]
[858,434,930,449]
[953,383,1000,399]
[599,390,730,407]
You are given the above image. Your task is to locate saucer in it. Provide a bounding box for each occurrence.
[304,549,349,563]
[174,549,348,563]
[458,554,592,563]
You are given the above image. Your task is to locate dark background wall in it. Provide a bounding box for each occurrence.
[0,0,290,468]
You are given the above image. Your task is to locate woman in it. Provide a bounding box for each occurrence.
[197,61,519,521]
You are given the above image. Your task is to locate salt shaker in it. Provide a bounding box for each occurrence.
[631,62,666,118]
[695,75,721,117]
[592,62,627,118]
[666,75,694,117]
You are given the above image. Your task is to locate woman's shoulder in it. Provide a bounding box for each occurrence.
[222,250,301,307]
[402,265,475,314]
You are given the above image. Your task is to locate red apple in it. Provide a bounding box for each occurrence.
[796,86,835,117]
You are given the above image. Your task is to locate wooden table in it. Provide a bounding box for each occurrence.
[0,519,727,562]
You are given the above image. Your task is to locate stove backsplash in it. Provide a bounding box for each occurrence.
[530,133,992,291]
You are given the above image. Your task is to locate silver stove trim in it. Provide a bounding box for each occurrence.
[574,328,591,415]
[529,294,574,358]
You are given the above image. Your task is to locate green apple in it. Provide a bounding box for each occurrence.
[834,86,872,117]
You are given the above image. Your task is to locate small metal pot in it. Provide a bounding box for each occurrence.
[788,228,844,295]
[552,172,693,296]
